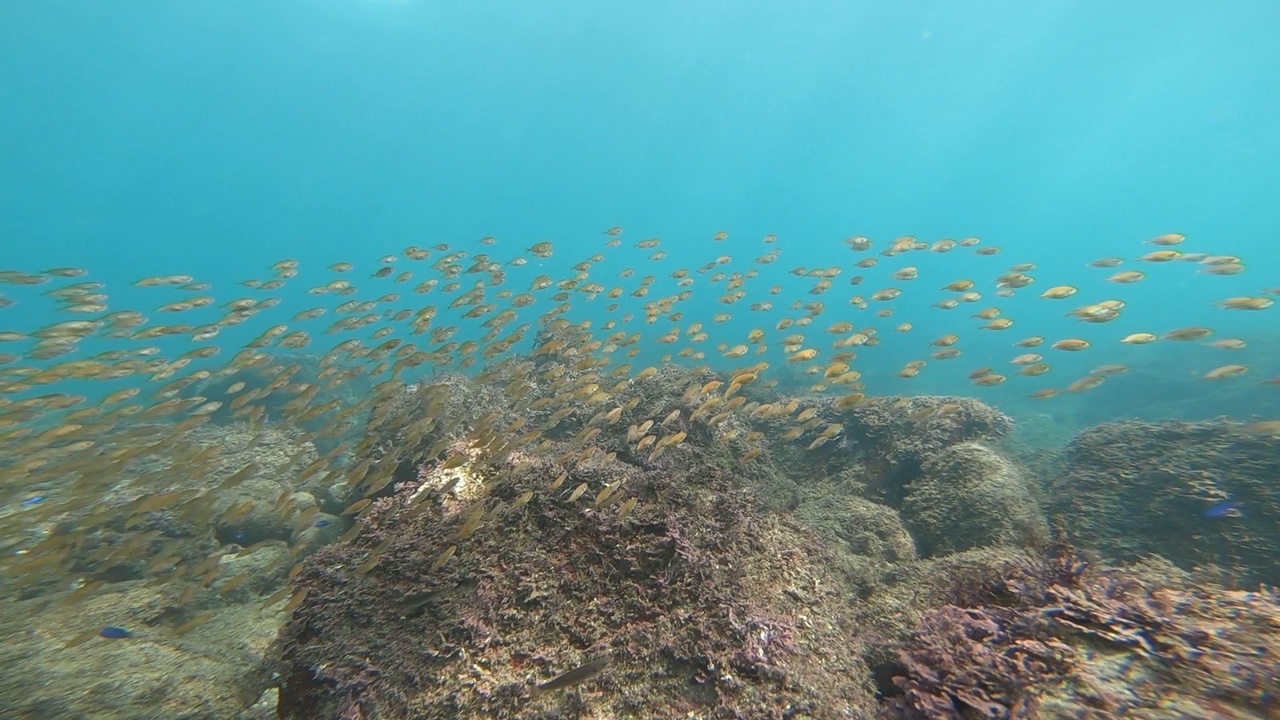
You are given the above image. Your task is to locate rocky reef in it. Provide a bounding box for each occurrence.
[877,545,1280,719]
[267,357,1055,719]
[0,577,281,720]
[273,375,880,718]
[900,442,1048,557]
[1046,418,1280,586]
[9,346,1278,719]
[0,420,337,718]
[810,395,1015,505]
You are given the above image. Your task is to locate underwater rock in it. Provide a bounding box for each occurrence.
[1046,418,1280,585]
[362,372,526,485]
[0,581,278,719]
[799,395,1015,504]
[211,482,301,547]
[792,494,917,597]
[2,418,326,608]
[289,513,343,558]
[322,480,350,514]
[215,540,294,598]
[240,688,280,720]
[885,604,1073,719]
[876,545,1280,719]
[195,422,325,498]
[855,546,1037,673]
[849,396,1011,463]
[900,442,1049,558]
[272,444,878,719]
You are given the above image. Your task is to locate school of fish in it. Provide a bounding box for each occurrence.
[1,229,1277,622]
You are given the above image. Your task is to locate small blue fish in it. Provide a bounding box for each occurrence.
[21,495,46,507]
[314,519,331,528]
[99,626,132,639]
[1204,500,1243,519]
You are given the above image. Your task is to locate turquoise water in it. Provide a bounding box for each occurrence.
[3,4,1280,717]
[5,3,1280,402]
[5,2,1278,280]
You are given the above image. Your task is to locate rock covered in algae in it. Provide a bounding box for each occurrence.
[762,394,1015,508]
[791,494,918,598]
[1046,418,1280,585]
[875,545,1280,719]
[742,393,1013,502]
[0,580,280,720]
[1,420,325,604]
[271,376,882,718]
[0,415,330,717]
[274,450,878,718]
[899,442,1048,557]
[835,396,1013,486]
[853,546,1038,673]
[289,512,343,557]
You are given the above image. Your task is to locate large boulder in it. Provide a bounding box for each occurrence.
[0,581,279,719]
[1047,419,1280,585]
[271,443,879,719]
[901,442,1049,557]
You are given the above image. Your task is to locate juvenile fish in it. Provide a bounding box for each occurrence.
[536,655,610,693]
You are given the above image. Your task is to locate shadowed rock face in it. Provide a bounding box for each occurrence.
[830,396,1015,505]
[901,442,1048,558]
[1046,419,1280,585]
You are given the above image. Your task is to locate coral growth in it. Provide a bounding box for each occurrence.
[887,605,1072,719]
[878,544,1280,719]
[845,396,1011,463]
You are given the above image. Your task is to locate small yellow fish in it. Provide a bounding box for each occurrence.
[1051,338,1090,351]
[1164,327,1212,341]
[1216,297,1273,311]
[1066,375,1106,392]
[1108,271,1145,283]
[431,545,457,571]
[1203,364,1248,380]
[1145,233,1185,246]
[1040,286,1077,299]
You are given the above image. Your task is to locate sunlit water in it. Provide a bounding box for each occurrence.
[2,2,1279,718]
